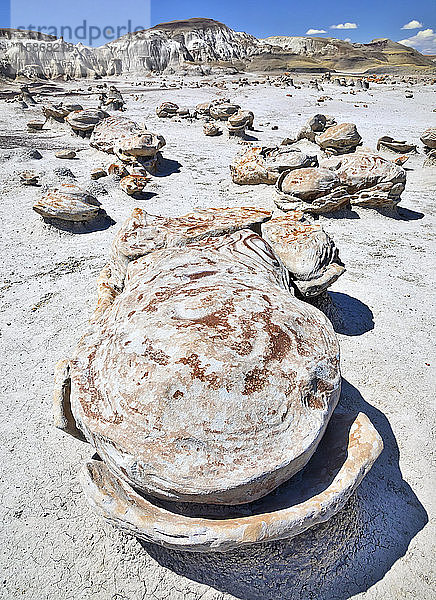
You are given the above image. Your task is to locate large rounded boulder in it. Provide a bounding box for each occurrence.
[67,210,341,505]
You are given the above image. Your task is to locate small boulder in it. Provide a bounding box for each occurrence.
[33,183,102,222]
[56,150,76,160]
[316,123,362,154]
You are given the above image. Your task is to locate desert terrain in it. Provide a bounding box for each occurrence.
[0,71,435,600]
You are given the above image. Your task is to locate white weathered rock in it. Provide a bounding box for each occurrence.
[335,151,406,208]
[316,123,362,154]
[210,102,240,120]
[55,150,76,159]
[113,132,166,162]
[56,207,341,506]
[275,167,350,214]
[262,213,345,297]
[230,147,318,185]
[33,183,101,222]
[420,127,436,150]
[90,115,142,153]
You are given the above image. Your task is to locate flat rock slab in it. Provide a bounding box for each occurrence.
[80,411,383,552]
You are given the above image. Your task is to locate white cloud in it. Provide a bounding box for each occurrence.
[306,28,327,35]
[401,20,423,30]
[398,28,436,54]
[330,22,357,30]
[416,28,435,38]
[344,38,351,43]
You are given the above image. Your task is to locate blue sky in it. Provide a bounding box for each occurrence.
[1,0,435,52]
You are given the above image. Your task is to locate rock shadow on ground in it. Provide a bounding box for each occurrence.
[140,379,428,600]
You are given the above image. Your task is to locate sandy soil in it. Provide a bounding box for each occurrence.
[0,74,435,600]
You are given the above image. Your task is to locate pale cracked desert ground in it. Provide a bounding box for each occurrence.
[0,75,435,600]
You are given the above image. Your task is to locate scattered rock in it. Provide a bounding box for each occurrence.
[156,102,179,118]
[119,175,149,195]
[210,102,240,120]
[420,127,436,150]
[423,149,436,167]
[33,183,102,222]
[91,169,107,180]
[276,167,350,214]
[55,150,76,160]
[377,136,417,153]
[108,163,129,178]
[263,213,345,297]
[19,171,39,186]
[27,120,45,131]
[66,109,109,136]
[203,122,221,136]
[90,115,143,153]
[335,150,406,208]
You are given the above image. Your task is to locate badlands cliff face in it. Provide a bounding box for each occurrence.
[0,18,264,79]
[263,35,435,71]
[0,18,434,79]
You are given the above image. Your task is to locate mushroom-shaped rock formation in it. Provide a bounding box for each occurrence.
[335,151,406,209]
[33,183,102,222]
[376,136,417,154]
[90,116,143,154]
[296,114,337,142]
[231,147,318,186]
[54,206,382,551]
[119,175,149,196]
[113,132,166,163]
[276,167,350,214]
[66,109,109,136]
[210,102,240,121]
[227,110,254,136]
[156,102,179,118]
[262,213,345,297]
[316,123,362,155]
[420,127,436,151]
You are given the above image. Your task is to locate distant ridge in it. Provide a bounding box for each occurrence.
[0,17,434,79]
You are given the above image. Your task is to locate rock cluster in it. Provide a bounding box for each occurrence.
[90,115,166,192]
[276,151,406,213]
[296,114,362,155]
